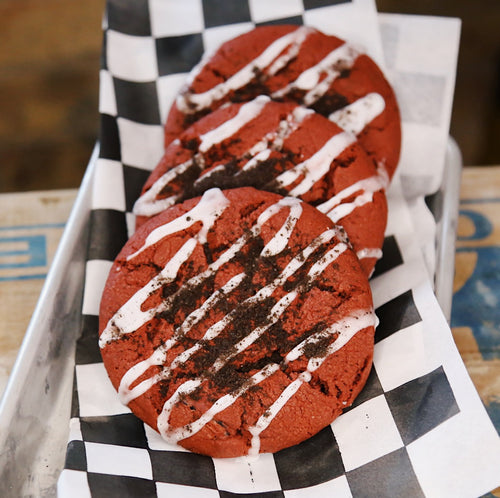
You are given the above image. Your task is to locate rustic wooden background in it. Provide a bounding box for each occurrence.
[1,0,499,193]
[1,0,105,192]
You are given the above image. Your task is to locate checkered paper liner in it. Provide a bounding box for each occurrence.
[58,1,500,496]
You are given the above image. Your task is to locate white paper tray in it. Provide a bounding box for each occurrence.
[0,146,97,497]
[0,139,462,497]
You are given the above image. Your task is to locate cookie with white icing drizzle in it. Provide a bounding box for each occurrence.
[136,97,388,275]
[164,24,401,179]
[100,187,376,458]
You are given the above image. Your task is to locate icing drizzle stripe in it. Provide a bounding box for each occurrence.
[247,308,377,455]
[132,159,192,217]
[117,272,247,404]
[102,195,334,347]
[156,308,376,450]
[134,103,312,218]
[176,27,312,114]
[103,187,375,454]
[329,93,385,135]
[134,98,382,226]
[271,131,356,196]
[271,42,360,106]
[129,188,229,261]
[118,229,342,403]
[356,248,383,261]
[198,96,270,152]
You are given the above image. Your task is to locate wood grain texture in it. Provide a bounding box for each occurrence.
[451,166,500,498]
[0,0,105,193]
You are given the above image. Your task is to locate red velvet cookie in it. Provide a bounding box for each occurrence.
[136,97,388,275]
[100,187,376,458]
[164,25,401,180]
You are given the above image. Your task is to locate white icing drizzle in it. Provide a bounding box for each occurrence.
[104,183,374,453]
[356,248,383,261]
[134,100,313,219]
[271,42,360,106]
[296,43,357,91]
[285,309,376,364]
[176,27,312,114]
[267,31,306,76]
[248,308,377,456]
[195,148,271,188]
[326,190,375,224]
[153,239,349,444]
[270,106,314,150]
[194,162,227,184]
[102,234,243,349]
[134,97,271,219]
[272,131,355,196]
[158,364,281,444]
[316,171,389,223]
[132,159,193,217]
[156,307,375,450]
[260,197,302,257]
[197,103,313,185]
[199,96,270,152]
[290,105,315,122]
[236,106,313,175]
[118,226,341,404]
[100,189,230,347]
[209,241,349,373]
[99,237,198,347]
[177,30,362,116]
[239,148,272,173]
[128,188,230,261]
[248,374,308,455]
[118,272,246,404]
[210,291,298,372]
[105,198,310,350]
[329,92,385,135]
[307,242,348,277]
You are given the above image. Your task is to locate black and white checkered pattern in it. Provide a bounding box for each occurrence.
[58,2,500,496]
